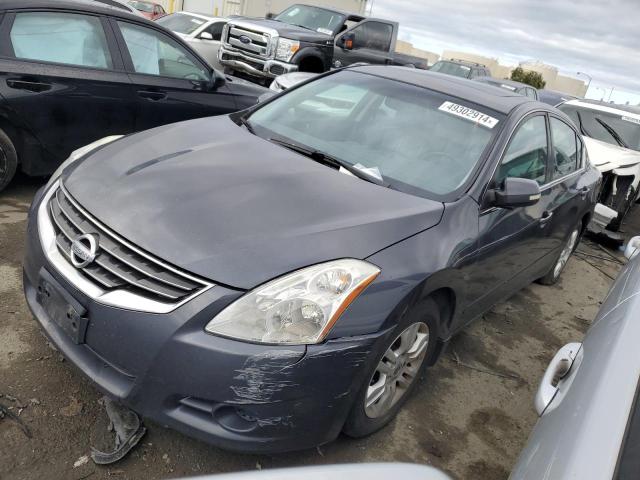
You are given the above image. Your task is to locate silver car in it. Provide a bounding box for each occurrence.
[511,237,640,479]
[156,11,227,69]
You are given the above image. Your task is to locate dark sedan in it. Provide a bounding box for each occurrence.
[0,0,267,191]
[24,66,600,453]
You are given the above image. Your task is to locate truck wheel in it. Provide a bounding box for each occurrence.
[343,299,440,438]
[0,129,18,193]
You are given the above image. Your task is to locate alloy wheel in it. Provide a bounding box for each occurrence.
[365,322,429,419]
[553,228,579,279]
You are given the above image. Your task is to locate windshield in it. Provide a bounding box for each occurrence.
[248,71,502,198]
[128,1,153,12]
[274,5,346,35]
[560,104,640,151]
[430,61,472,78]
[156,13,206,34]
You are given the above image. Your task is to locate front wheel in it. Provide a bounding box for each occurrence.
[538,226,581,285]
[0,129,18,193]
[343,300,440,437]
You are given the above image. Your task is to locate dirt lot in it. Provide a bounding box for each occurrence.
[0,174,629,480]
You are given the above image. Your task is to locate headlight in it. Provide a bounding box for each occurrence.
[205,259,380,345]
[275,38,300,62]
[44,135,123,192]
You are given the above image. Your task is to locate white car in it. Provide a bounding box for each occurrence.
[156,11,228,69]
[558,99,640,231]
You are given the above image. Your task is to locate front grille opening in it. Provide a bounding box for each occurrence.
[48,186,208,304]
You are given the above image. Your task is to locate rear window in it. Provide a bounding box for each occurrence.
[430,61,472,79]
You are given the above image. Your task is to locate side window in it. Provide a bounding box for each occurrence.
[10,12,112,69]
[496,115,548,185]
[550,117,578,179]
[204,22,225,41]
[351,22,393,51]
[118,22,208,80]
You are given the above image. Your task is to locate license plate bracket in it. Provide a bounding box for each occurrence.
[37,268,88,345]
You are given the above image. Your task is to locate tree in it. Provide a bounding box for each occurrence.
[510,67,546,89]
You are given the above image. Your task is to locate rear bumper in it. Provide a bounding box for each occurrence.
[23,191,388,453]
[218,47,298,79]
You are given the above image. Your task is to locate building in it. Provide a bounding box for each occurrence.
[519,60,588,97]
[167,0,366,17]
[395,40,439,65]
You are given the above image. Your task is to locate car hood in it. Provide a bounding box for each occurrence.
[584,136,640,173]
[231,18,332,43]
[63,117,444,289]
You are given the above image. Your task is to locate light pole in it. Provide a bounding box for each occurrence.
[576,72,592,95]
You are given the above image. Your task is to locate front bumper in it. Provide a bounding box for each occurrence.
[23,190,387,453]
[218,47,298,79]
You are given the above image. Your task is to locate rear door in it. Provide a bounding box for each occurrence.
[333,20,394,67]
[465,113,556,319]
[111,18,237,131]
[0,9,135,172]
[544,115,589,252]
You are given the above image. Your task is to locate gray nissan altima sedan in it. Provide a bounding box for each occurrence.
[511,237,640,479]
[24,66,599,453]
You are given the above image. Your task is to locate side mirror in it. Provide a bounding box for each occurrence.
[199,31,214,41]
[207,69,226,91]
[624,236,640,260]
[341,32,355,50]
[265,12,275,19]
[490,177,541,208]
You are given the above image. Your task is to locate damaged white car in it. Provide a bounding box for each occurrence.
[559,100,640,232]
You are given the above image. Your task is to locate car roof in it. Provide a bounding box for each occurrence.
[564,99,640,119]
[350,65,538,115]
[435,59,487,69]
[170,10,227,21]
[475,76,533,90]
[0,0,147,20]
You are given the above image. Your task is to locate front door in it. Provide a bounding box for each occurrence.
[333,21,394,68]
[464,114,555,320]
[0,10,135,173]
[112,19,237,132]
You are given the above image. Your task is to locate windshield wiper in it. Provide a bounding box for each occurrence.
[575,111,592,137]
[268,137,386,186]
[238,115,255,134]
[595,117,630,149]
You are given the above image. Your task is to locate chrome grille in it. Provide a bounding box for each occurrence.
[226,25,270,58]
[48,186,208,304]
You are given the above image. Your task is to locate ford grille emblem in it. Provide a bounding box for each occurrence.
[239,35,251,44]
[70,233,99,268]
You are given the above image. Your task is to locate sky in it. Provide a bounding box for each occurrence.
[370,0,640,105]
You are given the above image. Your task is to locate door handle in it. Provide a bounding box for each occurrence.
[137,90,167,101]
[540,211,553,226]
[579,186,589,199]
[535,342,581,415]
[7,79,52,93]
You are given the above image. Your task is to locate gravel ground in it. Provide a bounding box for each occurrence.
[0,174,630,480]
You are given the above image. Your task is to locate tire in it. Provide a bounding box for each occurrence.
[343,299,441,438]
[538,224,581,285]
[0,129,18,193]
